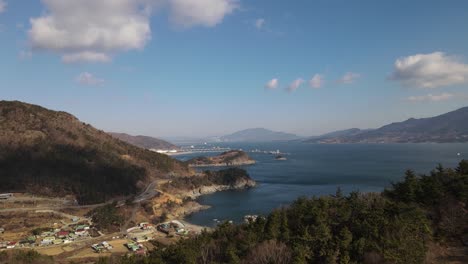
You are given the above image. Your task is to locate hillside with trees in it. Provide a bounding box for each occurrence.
[0,101,191,204]
[109,132,179,151]
[161,168,256,194]
[96,161,467,264]
[186,150,256,167]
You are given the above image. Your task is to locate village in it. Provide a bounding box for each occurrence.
[0,192,201,261]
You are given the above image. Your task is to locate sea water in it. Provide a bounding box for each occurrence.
[174,142,468,226]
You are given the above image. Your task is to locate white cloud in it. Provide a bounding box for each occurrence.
[62,52,111,64]
[28,0,152,63]
[0,0,7,13]
[28,0,238,63]
[337,72,360,84]
[390,52,468,88]
[265,78,279,90]
[407,93,454,102]
[286,78,304,92]
[255,18,265,29]
[76,72,104,86]
[309,74,324,88]
[169,0,238,27]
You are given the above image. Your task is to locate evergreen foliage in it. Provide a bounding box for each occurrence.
[117,161,467,264]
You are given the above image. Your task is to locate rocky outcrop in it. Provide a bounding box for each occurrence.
[185,177,257,199]
[162,168,257,199]
[156,168,257,220]
[168,201,211,219]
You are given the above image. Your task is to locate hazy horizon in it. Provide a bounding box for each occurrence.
[2,0,468,138]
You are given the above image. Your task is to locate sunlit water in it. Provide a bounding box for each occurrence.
[174,142,468,226]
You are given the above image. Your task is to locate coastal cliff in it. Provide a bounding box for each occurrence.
[187,150,256,167]
[184,175,256,199]
[162,168,256,198]
[153,168,256,218]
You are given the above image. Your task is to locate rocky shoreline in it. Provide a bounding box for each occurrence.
[182,177,257,199]
[161,172,257,221]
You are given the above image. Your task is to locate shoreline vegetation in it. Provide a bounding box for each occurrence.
[186,150,256,168]
[160,168,256,201]
[141,168,256,230]
[101,161,467,264]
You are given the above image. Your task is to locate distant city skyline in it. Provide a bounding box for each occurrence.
[1,0,468,137]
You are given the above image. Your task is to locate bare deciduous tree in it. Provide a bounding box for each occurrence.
[243,239,292,264]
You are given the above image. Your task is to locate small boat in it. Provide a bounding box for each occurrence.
[275,155,287,161]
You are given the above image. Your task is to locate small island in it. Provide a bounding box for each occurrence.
[186,150,256,167]
[275,155,287,161]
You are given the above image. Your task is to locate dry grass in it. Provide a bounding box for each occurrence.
[0,211,65,241]
[67,239,130,260]
[36,246,65,256]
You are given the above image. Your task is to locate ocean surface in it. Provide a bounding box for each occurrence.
[174,142,468,227]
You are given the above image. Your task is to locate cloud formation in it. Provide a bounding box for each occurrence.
[169,0,238,27]
[265,78,279,90]
[76,72,104,86]
[28,0,151,63]
[0,0,6,13]
[255,18,265,29]
[337,72,360,84]
[28,0,238,63]
[309,74,324,88]
[287,78,304,92]
[390,52,468,88]
[407,93,454,102]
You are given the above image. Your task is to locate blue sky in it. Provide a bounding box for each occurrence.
[1,0,468,137]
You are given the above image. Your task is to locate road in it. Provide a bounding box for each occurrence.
[133,180,160,203]
[0,179,161,214]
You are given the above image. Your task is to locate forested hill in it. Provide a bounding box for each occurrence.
[109,132,179,150]
[0,101,190,204]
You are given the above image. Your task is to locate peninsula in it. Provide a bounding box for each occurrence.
[186,150,256,167]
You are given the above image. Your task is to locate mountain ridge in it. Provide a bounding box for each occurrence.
[305,106,468,143]
[221,128,300,142]
[109,132,179,150]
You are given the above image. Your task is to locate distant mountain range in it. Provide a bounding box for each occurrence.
[306,106,468,143]
[220,128,301,142]
[109,132,179,150]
